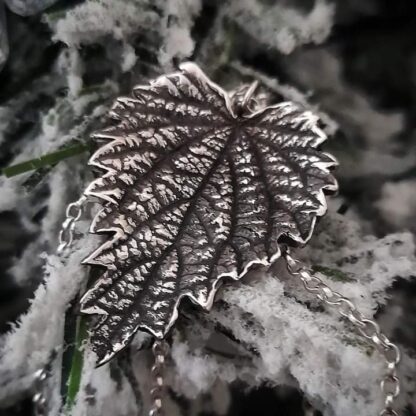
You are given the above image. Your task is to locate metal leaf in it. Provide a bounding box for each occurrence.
[80,62,338,364]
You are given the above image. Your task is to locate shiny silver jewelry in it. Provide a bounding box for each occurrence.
[53,62,400,416]
[81,62,337,363]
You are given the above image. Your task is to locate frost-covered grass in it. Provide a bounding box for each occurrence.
[0,1,415,415]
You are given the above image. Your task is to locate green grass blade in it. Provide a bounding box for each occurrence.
[2,143,90,178]
[65,316,88,412]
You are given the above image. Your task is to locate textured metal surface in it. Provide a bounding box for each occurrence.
[80,62,338,364]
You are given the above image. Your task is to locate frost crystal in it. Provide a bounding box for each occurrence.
[226,0,334,54]
[0,1,415,415]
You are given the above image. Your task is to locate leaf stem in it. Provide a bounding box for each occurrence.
[2,142,91,178]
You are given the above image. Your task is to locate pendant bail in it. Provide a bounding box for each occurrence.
[241,80,259,111]
[230,80,260,116]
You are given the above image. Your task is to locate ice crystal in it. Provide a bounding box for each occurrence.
[0,1,415,415]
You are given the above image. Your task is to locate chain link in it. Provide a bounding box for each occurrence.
[149,339,170,416]
[32,349,57,416]
[32,368,47,416]
[283,249,401,416]
[57,195,87,254]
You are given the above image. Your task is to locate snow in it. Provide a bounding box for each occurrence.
[0,1,415,415]
[226,0,335,54]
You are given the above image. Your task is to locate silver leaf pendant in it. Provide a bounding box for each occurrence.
[80,62,338,364]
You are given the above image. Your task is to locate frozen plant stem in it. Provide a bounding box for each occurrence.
[65,316,88,412]
[2,143,91,178]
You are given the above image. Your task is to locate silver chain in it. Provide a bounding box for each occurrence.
[149,339,170,416]
[42,194,401,416]
[57,195,87,254]
[58,196,170,416]
[282,248,401,416]
[32,349,58,416]
[33,196,87,415]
